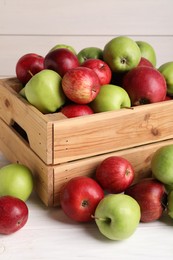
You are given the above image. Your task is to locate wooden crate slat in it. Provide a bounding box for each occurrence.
[0,78,54,164]
[53,100,173,163]
[0,118,53,206]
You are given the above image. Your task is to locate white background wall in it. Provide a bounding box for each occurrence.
[0,0,173,77]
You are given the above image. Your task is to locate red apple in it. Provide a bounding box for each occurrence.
[61,103,94,118]
[95,156,135,193]
[0,196,29,235]
[62,67,101,104]
[81,58,112,85]
[137,57,154,68]
[60,176,104,222]
[44,48,79,77]
[125,178,167,222]
[123,66,167,105]
[16,53,44,85]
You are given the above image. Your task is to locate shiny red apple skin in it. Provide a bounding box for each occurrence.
[60,176,104,222]
[0,196,29,235]
[95,156,135,194]
[125,178,167,223]
[137,57,154,68]
[61,103,94,118]
[44,48,79,77]
[81,58,112,85]
[16,53,44,85]
[62,67,101,104]
[123,66,167,105]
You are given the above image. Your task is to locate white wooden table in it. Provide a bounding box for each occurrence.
[0,151,173,260]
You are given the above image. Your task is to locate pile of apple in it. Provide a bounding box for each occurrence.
[0,163,34,235]
[59,144,173,241]
[15,36,173,116]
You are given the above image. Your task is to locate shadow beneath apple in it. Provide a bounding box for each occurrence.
[159,211,173,226]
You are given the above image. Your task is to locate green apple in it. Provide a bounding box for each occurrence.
[94,194,140,240]
[0,163,34,201]
[167,190,173,219]
[158,61,173,96]
[136,41,157,67]
[103,36,141,73]
[24,69,66,113]
[77,47,103,64]
[48,44,77,55]
[164,183,173,193]
[151,144,173,185]
[90,84,131,113]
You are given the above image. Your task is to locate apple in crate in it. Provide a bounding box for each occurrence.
[93,194,140,240]
[61,103,94,118]
[0,163,34,201]
[48,44,77,55]
[23,69,66,113]
[123,66,167,106]
[16,53,44,85]
[158,61,173,96]
[95,156,135,193]
[125,178,167,222]
[62,67,101,104]
[0,196,29,235]
[136,40,157,67]
[81,58,112,85]
[137,57,154,68]
[90,84,131,113]
[44,48,79,77]
[103,36,141,73]
[77,47,103,64]
[60,176,104,222]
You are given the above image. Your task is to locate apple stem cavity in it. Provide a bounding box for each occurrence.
[120,57,127,65]
[81,200,89,207]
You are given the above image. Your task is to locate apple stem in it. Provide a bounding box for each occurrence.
[28,70,34,77]
[91,215,109,222]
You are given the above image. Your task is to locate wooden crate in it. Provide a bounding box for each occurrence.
[1,77,173,206]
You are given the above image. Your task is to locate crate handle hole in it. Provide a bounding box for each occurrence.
[11,121,29,143]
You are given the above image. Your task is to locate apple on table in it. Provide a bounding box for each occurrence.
[93,193,141,240]
[60,176,104,222]
[151,144,173,185]
[125,178,167,222]
[95,156,135,193]
[0,163,34,201]
[0,196,29,235]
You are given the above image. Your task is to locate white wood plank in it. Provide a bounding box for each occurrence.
[0,188,173,260]
[0,35,173,77]
[0,0,173,35]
